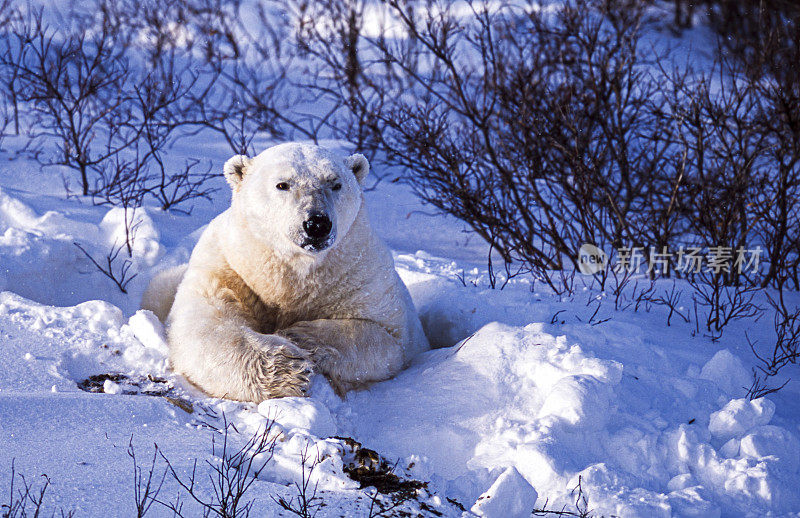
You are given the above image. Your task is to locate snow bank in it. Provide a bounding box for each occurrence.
[0,188,161,310]
[335,312,800,517]
[0,292,170,384]
[99,207,163,266]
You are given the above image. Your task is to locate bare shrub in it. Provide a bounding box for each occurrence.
[706,0,799,64]
[662,62,767,285]
[96,0,313,157]
[672,0,697,29]
[271,445,323,518]
[158,416,279,518]
[687,271,761,340]
[747,295,800,399]
[748,44,800,292]
[81,0,243,66]
[195,61,295,157]
[296,0,796,295]
[2,9,136,196]
[0,2,19,148]
[72,0,224,210]
[124,53,218,211]
[650,281,690,326]
[0,0,230,209]
[74,155,144,294]
[295,0,688,294]
[689,0,800,291]
[183,0,317,155]
[533,476,602,517]
[128,439,167,518]
[610,261,637,311]
[1,459,74,518]
[74,239,139,294]
[290,0,376,154]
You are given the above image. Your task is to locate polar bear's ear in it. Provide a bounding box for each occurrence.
[223,155,252,190]
[346,153,369,185]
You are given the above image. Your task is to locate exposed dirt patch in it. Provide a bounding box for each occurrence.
[77,373,193,413]
[334,436,426,500]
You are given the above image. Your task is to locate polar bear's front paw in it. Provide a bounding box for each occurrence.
[306,345,351,396]
[245,331,314,400]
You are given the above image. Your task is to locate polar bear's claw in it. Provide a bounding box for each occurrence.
[246,333,315,400]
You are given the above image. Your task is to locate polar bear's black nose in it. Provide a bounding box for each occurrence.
[303,213,332,240]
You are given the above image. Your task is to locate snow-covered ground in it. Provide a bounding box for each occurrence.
[1,1,799,516]
[1,138,799,517]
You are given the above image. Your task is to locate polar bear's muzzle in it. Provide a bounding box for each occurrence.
[300,212,335,252]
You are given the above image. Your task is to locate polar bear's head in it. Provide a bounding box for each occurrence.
[223,143,369,257]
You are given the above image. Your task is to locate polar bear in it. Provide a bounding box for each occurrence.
[141,143,429,402]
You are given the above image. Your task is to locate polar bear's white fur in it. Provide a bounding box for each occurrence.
[141,143,429,402]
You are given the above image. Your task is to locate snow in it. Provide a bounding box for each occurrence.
[471,467,538,518]
[2,153,800,516]
[257,396,337,438]
[1,4,799,518]
[708,399,776,443]
[126,310,170,356]
[740,426,800,473]
[700,350,753,397]
[99,207,164,267]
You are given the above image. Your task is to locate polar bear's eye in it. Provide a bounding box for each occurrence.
[332,183,342,192]
[276,182,290,191]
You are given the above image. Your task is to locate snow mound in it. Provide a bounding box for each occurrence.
[699,349,751,397]
[708,398,776,442]
[740,425,800,473]
[257,396,337,437]
[125,309,169,355]
[471,466,538,518]
[0,292,170,387]
[0,188,158,310]
[340,322,624,507]
[99,207,163,266]
[337,320,800,517]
